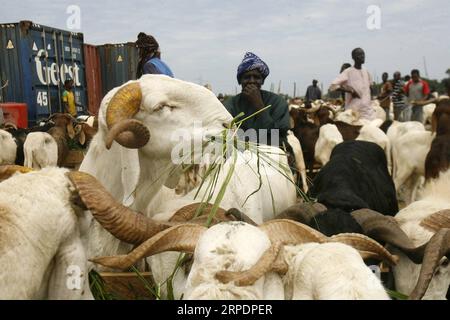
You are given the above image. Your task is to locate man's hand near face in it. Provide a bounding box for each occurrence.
[242,84,265,110]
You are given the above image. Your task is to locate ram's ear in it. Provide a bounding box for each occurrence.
[79,130,86,146]
[120,148,140,206]
[67,123,76,139]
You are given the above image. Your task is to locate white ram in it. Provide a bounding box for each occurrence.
[391,170,450,300]
[23,132,58,169]
[91,219,396,300]
[0,167,91,299]
[314,124,343,166]
[283,243,389,300]
[392,131,434,204]
[0,129,17,165]
[78,75,297,296]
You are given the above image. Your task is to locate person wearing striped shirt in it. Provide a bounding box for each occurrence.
[391,71,408,121]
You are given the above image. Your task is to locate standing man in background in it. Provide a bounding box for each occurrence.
[329,48,374,120]
[391,71,408,121]
[62,79,77,117]
[404,69,431,123]
[378,72,393,120]
[305,79,322,102]
[135,32,174,78]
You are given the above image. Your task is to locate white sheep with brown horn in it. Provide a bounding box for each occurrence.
[77,75,297,296]
[270,199,450,300]
[91,218,398,300]
[346,172,450,300]
[0,166,223,299]
[390,169,450,300]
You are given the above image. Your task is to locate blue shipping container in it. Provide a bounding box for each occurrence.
[97,43,138,97]
[0,21,87,126]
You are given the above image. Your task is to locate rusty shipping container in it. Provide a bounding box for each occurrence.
[83,44,103,115]
[97,43,138,96]
[0,21,88,126]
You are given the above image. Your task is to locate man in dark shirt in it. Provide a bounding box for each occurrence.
[305,79,322,102]
[224,52,290,147]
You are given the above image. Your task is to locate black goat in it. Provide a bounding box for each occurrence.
[309,140,398,215]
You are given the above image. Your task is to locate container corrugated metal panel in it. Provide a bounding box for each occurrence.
[0,21,87,126]
[97,43,138,96]
[83,44,103,115]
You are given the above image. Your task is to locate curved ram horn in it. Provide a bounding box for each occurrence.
[275,202,326,225]
[215,228,398,287]
[420,210,450,233]
[0,165,33,182]
[260,219,328,245]
[409,228,450,300]
[90,224,207,270]
[329,233,399,266]
[313,202,327,213]
[67,171,173,245]
[2,122,17,130]
[105,82,150,149]
[224,208,259,226]
[215,242,284,286]
[351,209,425,263]
[169,202,227,223]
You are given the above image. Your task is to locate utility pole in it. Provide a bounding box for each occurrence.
[293,82,297,98]
[423,56,429,78]
[277,80,282,94]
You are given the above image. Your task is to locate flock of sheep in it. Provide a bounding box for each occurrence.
[0,74,449,300]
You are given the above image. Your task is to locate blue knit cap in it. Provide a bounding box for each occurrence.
[236,52,270,84]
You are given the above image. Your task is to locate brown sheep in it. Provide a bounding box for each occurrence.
[46,113,76,166]
[425,134,450,181]
[74,120,98,147]
[431,98,450,135]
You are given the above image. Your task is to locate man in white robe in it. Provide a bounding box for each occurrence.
[330,48,374,120]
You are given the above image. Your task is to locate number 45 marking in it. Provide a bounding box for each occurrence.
[37,91,48,107]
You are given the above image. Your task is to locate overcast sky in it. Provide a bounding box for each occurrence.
[2,0,449,95]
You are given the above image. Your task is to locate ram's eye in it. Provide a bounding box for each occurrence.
[154,105,176,112]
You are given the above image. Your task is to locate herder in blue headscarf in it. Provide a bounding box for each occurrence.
[135,32,174,78]
[224,52,290,147]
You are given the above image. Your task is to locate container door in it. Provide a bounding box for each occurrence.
[57,31,87,115]
[0,24,27,106]
[98,43,138,96]
[30,27,87,120]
